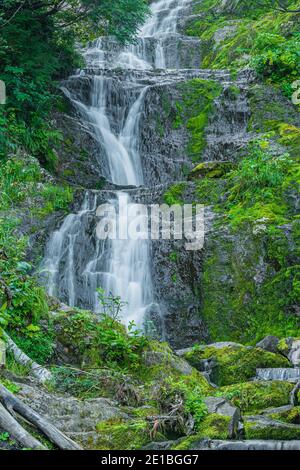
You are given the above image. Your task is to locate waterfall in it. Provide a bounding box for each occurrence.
[256,368,300,382]
[41,0,193,328]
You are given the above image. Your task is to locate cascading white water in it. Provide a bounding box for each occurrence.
[256,368,300,382]
[84,0,190,70]
[41,0,192,327]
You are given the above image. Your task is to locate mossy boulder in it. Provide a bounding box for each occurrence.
[95,418,165,450]
[189,161,234,180]
[141,341,213,396]
[215,380,294,413]
[183,343,291,386]
[267,406,300,424]
[244,415,300,440]
[172,414,233,450]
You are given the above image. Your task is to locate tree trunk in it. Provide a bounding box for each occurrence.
[0,402,46,450]
[0,383,82,450]
[4,332,53,383]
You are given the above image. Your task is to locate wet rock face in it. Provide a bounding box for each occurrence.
[139,83,191,186]
[52,111,106,189]
[151,238,208,348]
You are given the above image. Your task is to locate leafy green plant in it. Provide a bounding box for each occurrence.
[0,432,10,442]
[251,32,300,95]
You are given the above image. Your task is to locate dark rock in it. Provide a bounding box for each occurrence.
[256,336,280,354]
[204,397,241,438]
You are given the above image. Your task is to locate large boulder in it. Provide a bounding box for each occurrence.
[215,381,294,413]
[244,415,300,440]
[204,397,241,438]
[17,382,127,435]
[181,343,290,386]
[256,336,280,354]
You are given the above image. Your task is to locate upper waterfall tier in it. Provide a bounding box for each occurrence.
[83,0,201,71]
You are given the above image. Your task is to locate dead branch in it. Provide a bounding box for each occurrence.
[4,332,53,384]
[0,382,82,450]
[0,401,46,449]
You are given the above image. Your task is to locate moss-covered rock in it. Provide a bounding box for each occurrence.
[95,418,165,450]
[189,161,235,179]
[175,79,222,162]
[172,413,233,450]
[267,406,300,424]
[183,343,290,386]
[244,415,300,440]
[216,380,294,413]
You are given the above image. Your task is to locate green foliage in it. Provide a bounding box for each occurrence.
[55,297,148,371]
[251,32,300,95]
[0,215,49,328]
[226,144,293,229]
[184,386,208,430]
[157,374,209,431]
[35,184,74,217]
[0,0,149,165]
[0,377,21,394]
[0,153,74,347]
[163,183,186,205]
[0,156,41,209]
[176,79,222,162]
[0,155,73,215]
[185,0,300,95]
[9,329,55,364]
[0,432,10,442]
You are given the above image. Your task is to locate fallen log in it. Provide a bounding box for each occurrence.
[0,383,82,450]
[0,402,46,450]
[4,332,53,383]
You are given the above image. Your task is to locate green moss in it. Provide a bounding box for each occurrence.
[185,0,300,94]
[216,381,294,413]
[172,435,201,451]
[95,418,164,450]
[190,161,234,179]
[0,377,21,394]
[244,419,300,440]
[172,414,232,449]
[199,138,300,342]
[269,406,300,424]
[278,338,290,355]
[163,183,186,205]
[175,79,222,162]
[198,413,232,439]
[195,177,226,205]
[127,406,159,419]
[184,344,290,386]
